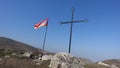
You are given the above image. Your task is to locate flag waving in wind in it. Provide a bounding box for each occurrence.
[34,18,48,29]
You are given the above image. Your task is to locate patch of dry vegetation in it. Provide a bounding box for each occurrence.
[0,57,50,68]
[83,63,111,68]
[0,49,50,68]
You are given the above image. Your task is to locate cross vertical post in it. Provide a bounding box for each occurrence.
[69,8,74,53]
[60,8,87,53]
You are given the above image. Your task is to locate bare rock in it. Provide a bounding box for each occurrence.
[98,61,110,67]
[49,52,84,68]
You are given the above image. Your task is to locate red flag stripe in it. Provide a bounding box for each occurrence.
[34,18,48,29]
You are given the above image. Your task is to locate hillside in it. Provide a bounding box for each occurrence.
[0,37,38,52]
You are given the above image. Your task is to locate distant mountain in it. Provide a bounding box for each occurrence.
[102,59,120,68]
[97,59,120,68]
[0,37,38,52]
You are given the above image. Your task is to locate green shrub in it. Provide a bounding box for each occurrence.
[0,49,5,57]
[39,60,50,68]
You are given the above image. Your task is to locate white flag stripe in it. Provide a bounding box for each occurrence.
[34,18,48,29]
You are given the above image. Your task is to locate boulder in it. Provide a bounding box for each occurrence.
[42,55,53,61]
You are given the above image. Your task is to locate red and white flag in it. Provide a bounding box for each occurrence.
[34,18,48,29]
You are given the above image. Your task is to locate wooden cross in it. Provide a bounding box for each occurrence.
[60,8,87,53]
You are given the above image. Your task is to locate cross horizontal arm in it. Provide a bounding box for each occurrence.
[60,19,88,24]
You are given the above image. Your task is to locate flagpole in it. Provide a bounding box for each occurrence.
[42,25,48,54]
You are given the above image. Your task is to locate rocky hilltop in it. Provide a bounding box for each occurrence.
[0,37,119,68]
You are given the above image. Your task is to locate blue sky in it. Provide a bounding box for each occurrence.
[0,0,120,61]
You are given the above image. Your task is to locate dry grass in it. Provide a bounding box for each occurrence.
[83,63,111,68]
[0,57,50,68]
